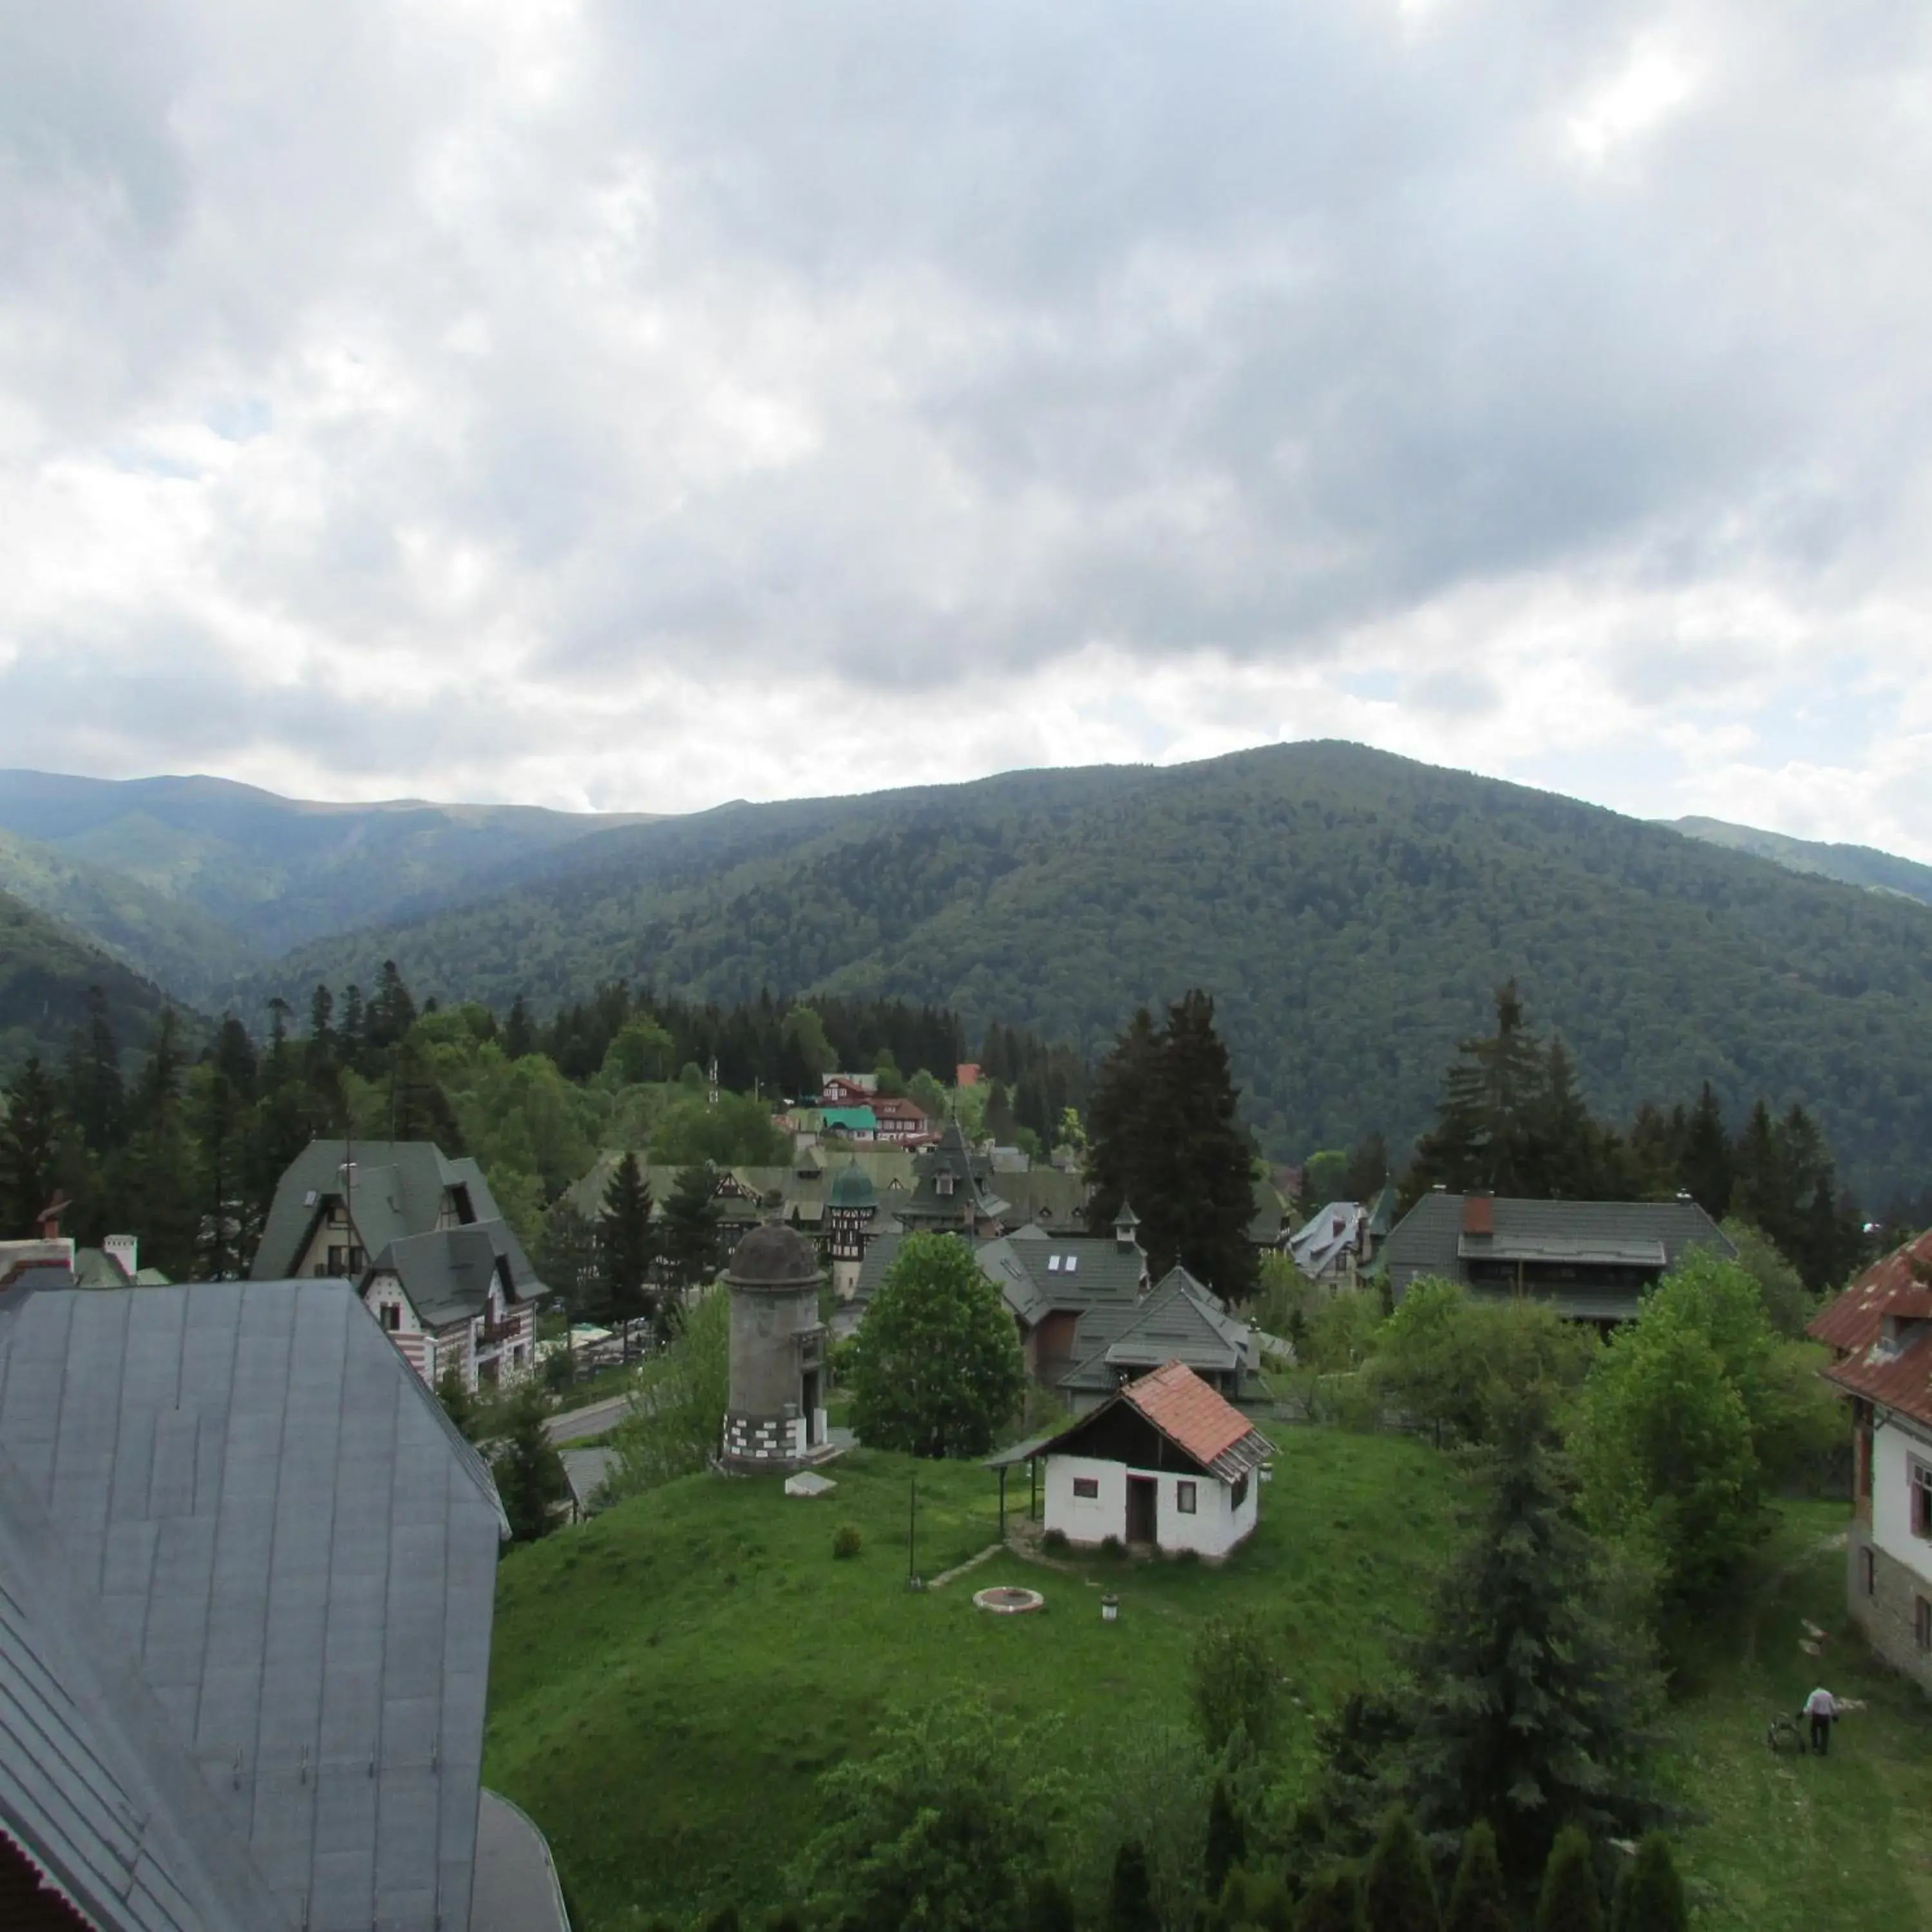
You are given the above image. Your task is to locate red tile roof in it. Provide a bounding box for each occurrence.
[1809,1231,1932,1428]
[1123,1359,1271,1479]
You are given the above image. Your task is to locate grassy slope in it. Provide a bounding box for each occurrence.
[484,1433,1466,1929]
[1667,1502,1932,1932]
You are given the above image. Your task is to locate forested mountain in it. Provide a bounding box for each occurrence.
[0,826,256,1000]
[244,741,1932,1204]
[0,887,174,1069]
[0,769,654,963]
[1674,816,1932,908]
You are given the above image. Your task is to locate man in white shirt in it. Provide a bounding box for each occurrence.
[1804,1686,1839,1756]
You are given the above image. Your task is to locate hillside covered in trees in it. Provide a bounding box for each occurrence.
[0,887,175,1070]
[248,743,1932,1204]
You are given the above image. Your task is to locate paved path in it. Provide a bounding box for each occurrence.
[927,1542,1003,1589]
[544,1394,634,1445]
[470,1789,571,1931]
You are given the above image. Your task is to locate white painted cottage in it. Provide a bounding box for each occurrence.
[1037,1358,1272,1559]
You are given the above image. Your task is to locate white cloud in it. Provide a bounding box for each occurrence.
[1,0,1930,862]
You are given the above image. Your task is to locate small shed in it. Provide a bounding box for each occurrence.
[1036,1359,1272,1558]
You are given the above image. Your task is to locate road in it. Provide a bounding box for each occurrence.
[544,1394,636,1444]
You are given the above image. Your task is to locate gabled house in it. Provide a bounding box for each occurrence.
[360,1220,544,1392]
[1037,1360,1273,1558]
[820,1074,878,1107]
[1057,1267,1256,1412]
[0,1272,546,1932]
[251,1139,504,1282]
[1378,1190,1734,1324]
[895,1121,1012,1237]
[1809,1231,1932,1694]
[1289,1200,1368,1285]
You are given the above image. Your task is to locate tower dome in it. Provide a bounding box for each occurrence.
[724,1221,819,1293]
[828,1161,877,1211]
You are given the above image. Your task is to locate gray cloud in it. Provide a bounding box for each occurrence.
[1,1,1930,842]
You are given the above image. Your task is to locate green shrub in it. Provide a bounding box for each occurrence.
[1535,1824,1603,1932]
[1102,1534,1126,1560]
[831,1522,862,1560]
[1041,1526,1069,1553]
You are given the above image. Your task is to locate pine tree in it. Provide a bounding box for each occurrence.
[494,1381,568,1542]
[1410,982,1549,1197]
[1205,1777,1246,1899]
[369,960,418,1055]
[0,1057,64,1238]
[1158,990,1259,1300]
[660,1164,724,1294]
[187,1065,249,1279]
[306,984,337,1068]
[1443,1822,1511,1932]
[504,993,536,1060]
[1534,1826,1602,1932]
[340,983,367,1074]
[1084,1006,1163,1235]
[1105,1839,1157,1932]
[64,985,125,1154]
[1679,1084,1731,1218]
[1293,1870,1360,1932]
[1609,1834,1685,1932]
[1528,1037,1602,1199]
[1361,1807,1440,1932]
[600,1153,656,1353]
[1404,1392,1658,1880]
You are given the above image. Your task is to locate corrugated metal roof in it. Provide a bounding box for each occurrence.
[1810,1230,1932,1428]
[0,1280,507,1932]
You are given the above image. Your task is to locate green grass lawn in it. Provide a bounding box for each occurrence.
[1665,1502,1932,1932]
[484,1428,1466,1929]
[484,1444,1932,1932]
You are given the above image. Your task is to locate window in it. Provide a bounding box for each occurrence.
[381,1305,400,1333]
[1860,1546,1877,1598]
[1048,1255,1061,1273]
[1913,1461,1932,1539]
[1072,1477,1099,1500]
[1175,1481,1197,1515]
[1231,1474,1249,1510]
[1918,1596,1932,1654]
[1064,1256,1078,1276]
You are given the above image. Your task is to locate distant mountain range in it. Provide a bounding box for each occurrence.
[5,749,1932,1204]
[1672,816,1932,908]
[0,886,175,1070]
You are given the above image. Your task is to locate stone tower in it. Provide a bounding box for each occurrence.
[721,1221,828,1472]
[825,1160,878,1300]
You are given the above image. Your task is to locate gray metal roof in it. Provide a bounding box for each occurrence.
[1059,1269,1253,1394]
[252,1140,505,1282]
[1381,1192,1736,1305]
[370,1221,544,1325]
[0,1280,507,1932]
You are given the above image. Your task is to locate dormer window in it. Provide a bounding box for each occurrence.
[937,1173,955,1197]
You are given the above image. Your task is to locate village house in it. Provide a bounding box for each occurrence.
[0,1269,562,1932]
[820,1072,878,1107]
[1378,1189,1735,1324]
[1055,1266,1257,1412]
[1810,1230,1932,1694]
[254,1139,545,1393]
[1034,1359,1273,1557]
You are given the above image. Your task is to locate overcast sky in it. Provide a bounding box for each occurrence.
[4,2,1930,855]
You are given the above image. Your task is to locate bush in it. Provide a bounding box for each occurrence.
[1535,1824,1604,1932]
[1041,1527,1069,1553]
[831,1522,863,1560]
[1102,1534,1126,1560]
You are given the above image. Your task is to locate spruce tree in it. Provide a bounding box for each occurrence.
[0,1057,64,1238]
[1611,1835,1685,1932]
[1105,1839,1157,1932]
[1293,1870,1359,1932]
[600,1153,656,1352]
[1361,1807,1439,1932]
[504,993,535,1060]
[1443,1823,1511,1932]
[1158,990,1258,1300]
[306,983,336,1068]
[494,1381,569,1542]
[1404,1391,1657,1881]
[1679,1083,1731,1218]
[1534,1826,1602,1932]
[1205,1777,1246,1899]
[660,1163,724,1296]
[1409,981,1548,1197]
[64,985,125,1154]
[1084,1007,1163,1236]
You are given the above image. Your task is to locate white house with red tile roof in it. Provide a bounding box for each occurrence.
[1036,1359,1272,1559]
[1810,1229,1932,1692]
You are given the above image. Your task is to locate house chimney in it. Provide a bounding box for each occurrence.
[1462,1195,1494,1236]
[104,1233,139,1282]
[36,1193,71,1242]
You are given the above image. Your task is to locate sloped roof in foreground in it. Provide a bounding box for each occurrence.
[1042,1359,1273,1482]
[0,1279,507,1932]
[1810,1229,1932,1430]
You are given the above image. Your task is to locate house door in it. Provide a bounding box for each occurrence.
[801,1368,821,1443]
[1126,1475,1157,1546]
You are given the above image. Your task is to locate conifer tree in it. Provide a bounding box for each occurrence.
[1443,1822,1511,1932]
[660,1163,724,1294]
[1405,1391,1658,1880]
[1679,1083,1731,1218]
[306,984,336,1068]
[1609,1834,1685,1932]
[600,1153,656,1352]
[0,1057,64,1238]
[1105,1839,1157,1932]
[504,993,535,1060]
[64,985,125,1153]
[1293,1870,1360,1932]
[1205,1777,1246,1899]
[1534,1826,1603,1932]
[494,1381,569,1542]
[1361,1807,1440,1932]
[340,983,367,1074]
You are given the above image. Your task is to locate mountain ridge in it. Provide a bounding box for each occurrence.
[1672,815,1932,908]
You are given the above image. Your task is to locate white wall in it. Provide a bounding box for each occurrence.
[1871,1414,1932,1585]
[1043,1454,1128,1544]
[1042,1453,1260,1557]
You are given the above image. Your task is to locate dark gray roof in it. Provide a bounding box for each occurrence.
[252,1141,504,1282]
[370,1220,543,1325]
[1059,1269,1253,1395]
[1381,1193,1737,1303]
[975,1235,1146,1325]
[0,1280,507,1932]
